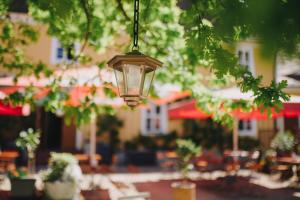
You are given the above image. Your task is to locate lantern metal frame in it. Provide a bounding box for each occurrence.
[107,50,162,105]
[107,0,163,107]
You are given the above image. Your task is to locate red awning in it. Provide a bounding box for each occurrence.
[168,100,300,120]
[152,91,190,105]
[169,100,210,119]
[0,101,30,116]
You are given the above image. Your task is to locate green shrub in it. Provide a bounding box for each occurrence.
[271,131,295,152]
[238,136,260,151]
[176,139,201,180]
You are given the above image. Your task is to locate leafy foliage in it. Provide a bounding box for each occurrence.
[183,119,228,151]
[0,0,297,126]
[97,114,123,150]
[176,139,201,179]
[16,128,40,158]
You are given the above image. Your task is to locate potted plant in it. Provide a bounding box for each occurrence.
[8,165,36,198]
[42,152,83,200]
[16,128,41,174]
[171,139,201,200]
[271,131,295,157]
[9,128,40,198]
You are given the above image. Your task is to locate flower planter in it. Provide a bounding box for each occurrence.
[171,182,196,200]
[44,181,78,200]
[11,178,36,198]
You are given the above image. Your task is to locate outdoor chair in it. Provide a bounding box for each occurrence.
[195,160,208,172]
[195,152,224,172]
[0,151,19,172]
[245,151,263,176]
[245,161,263,174]
[272,164,293,181]
[157,151,177,171]
[126,151,157,166]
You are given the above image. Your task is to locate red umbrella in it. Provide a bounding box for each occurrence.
[169,100,210,119]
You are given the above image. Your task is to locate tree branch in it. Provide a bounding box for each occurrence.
[115,0,166,54]
[116,0,130,21]
[78,0,92,56]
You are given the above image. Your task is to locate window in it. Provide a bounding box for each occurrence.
[141,104,167,135]
[57,47,64,59]
[236,43,255,75]
[66,45,74,60]
[146,118,151,131]
[51,38,80,64]
[156,106,160,114]
[238,119,257,137]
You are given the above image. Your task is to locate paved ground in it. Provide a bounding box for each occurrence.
[80,170,299,200]
[135,178,299,200]
[1,170,299,200]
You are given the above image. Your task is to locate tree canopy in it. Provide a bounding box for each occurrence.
[0,0,298,126]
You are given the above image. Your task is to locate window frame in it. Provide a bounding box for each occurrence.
[50,38,80,64]
[141,103,168,135]
[238,119,257,137]
[236,43,255,76]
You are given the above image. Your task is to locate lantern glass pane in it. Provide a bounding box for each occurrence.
[124,64,143,96]
[142,69,155,97]
[114,68,125,96]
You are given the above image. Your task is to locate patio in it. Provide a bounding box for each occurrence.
[0,170,298,200]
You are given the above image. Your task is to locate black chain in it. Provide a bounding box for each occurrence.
[132,0,139,50]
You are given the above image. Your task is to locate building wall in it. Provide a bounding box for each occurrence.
[61,119,77,152]
[117,108,141,142]
[168,119,184,136]
[257,119,275,149]
[23,24,53,67]
[252,42,276,146]
[253,45,275,86]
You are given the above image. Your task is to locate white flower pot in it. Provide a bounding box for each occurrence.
[44,181,78,200]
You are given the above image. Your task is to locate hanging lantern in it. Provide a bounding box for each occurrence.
[107,0,163,108]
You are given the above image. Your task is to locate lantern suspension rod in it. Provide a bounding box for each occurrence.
[132,0,140,50]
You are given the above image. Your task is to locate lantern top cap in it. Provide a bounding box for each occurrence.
[107,50,163,69]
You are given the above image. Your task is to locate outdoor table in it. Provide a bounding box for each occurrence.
[223,150,249,158]
[277,157,300,165]
[0,151,19,170]
[157,151,178,170]
[75,154,101,164]
[223,150,250,166]
[165,151,178,159]
[277,157,300,187]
